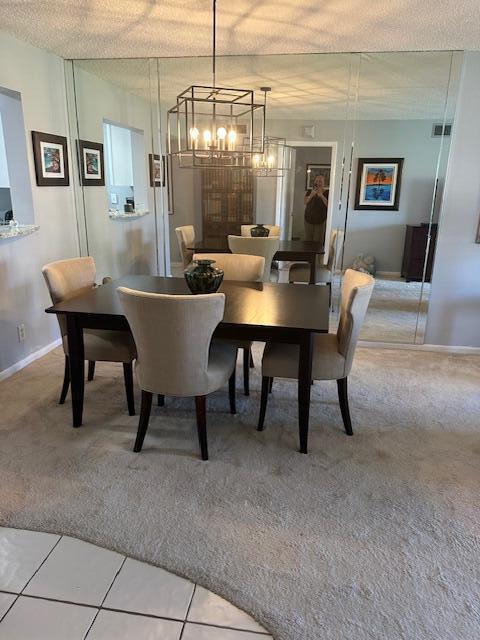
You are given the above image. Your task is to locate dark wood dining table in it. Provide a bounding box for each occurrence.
[46,276,330,454]
[188,238,325,284]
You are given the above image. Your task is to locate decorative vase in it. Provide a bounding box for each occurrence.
[184,259,224,294]
[250,223,270,237]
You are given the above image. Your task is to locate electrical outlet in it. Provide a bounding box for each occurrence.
[111,193,118,204]
[17,323,26,342]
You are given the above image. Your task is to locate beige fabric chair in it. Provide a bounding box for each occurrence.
[289,229,339,303]
[240,224,281,238]
[117,288,237,460]
[175,225,195,268]
[258,269,374,435]
[193,253,264,283]
[193,253,264,396]
[227,235,280,282]
[42,257,137,414]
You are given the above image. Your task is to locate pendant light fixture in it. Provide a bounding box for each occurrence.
[250,88,291,177]
[167,0,267,168]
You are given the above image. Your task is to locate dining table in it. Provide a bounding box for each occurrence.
[188,238,325,285]
[46,276,330,454]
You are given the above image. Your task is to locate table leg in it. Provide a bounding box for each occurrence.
[308,255,316,284]
[298,332,314,453]
[66,315,84,428]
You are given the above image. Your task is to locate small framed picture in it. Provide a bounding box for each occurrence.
[149,153,165,187]
[355,158,404,211]
[78,140,104,186]
[32,131,69,186]
[306,164,331,190]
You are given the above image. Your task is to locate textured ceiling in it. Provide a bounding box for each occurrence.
[76,51,462,120]
[0,0,479,60]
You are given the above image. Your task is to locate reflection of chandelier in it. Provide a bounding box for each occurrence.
[167,0,266,169]
[250,90,292,177]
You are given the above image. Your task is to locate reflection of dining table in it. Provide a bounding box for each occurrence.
[46,276,330,454]
[188,238,325,285]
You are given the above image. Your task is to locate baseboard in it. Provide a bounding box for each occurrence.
[0,338,62,382]
[358,340,480,354]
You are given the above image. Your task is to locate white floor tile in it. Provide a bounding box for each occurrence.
[23,536,124,606]
[0,527,59,593]
[0,593,16,620]
[188,586,266,633]
[103,558,194,620]
[182,623,272,640]
[86,609,182,640]
[0,596,96,640]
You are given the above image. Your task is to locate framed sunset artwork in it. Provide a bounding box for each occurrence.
[32,131,69,186]
[354,158,404,211]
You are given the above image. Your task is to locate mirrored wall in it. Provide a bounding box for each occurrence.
[68,50,462,345]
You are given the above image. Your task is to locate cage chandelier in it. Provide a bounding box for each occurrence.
[167,0,267,169]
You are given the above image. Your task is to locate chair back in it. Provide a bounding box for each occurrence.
[42,257,96,337]
[175,225,195,267]
[325,229,338,271]
[337,269,374,375]
[117,288,225,397]
[240,224,281,238]
[193,253,264,282]
[227,236,280,282]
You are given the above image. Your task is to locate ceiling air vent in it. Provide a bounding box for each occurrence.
[432,123,452,138]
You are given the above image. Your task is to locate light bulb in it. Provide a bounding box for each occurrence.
[203,130,212,142]
[267,155,275,168]
[189,127,199,140]
[228,129,237,143]
[217,127,227,140]
[253,154,260,168]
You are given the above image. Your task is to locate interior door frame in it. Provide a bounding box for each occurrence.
[279,141,338,257]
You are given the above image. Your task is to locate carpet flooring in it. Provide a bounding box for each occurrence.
[0,344,479,640]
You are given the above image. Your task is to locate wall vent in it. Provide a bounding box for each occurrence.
[432,123,452,138]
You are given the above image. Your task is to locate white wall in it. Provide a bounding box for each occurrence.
[0,31,79,374]
[425,52,480,347]
[0,112,9,187]
[71,64,162,279]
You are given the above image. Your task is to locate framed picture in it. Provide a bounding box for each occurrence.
[78,140,104,186]
[149,153,165,187]
[306,163,331,190]
[355,158,404,211]
[31,131,69,186]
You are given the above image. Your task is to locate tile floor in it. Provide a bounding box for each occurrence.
[0,528,271,639]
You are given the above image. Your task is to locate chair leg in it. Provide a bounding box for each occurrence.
[59,355,70,405]
[257,376,271,431]
[243,348,250,396]
[195,395,208,461]
[229,367,236,415]
[249,348,255,368]
[123,362,135,416]
[133,390,152,452]
[269,377,274,393]
[157,394,165,407]
[337,377,353,436]
[87,360,95,381]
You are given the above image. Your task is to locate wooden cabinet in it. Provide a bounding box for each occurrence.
[201,168,254,241]
[401,223,438,282]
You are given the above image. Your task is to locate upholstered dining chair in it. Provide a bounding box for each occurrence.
[175,225,195,268]
[258,269,374,436]
[289,228,340,304]
[240,224,281,237]
[227,235,280,283]
[193,253,264,396]
[117,288,237,461]
[42,257,137,414]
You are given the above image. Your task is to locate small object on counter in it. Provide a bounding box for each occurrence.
[124,203,134,213]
